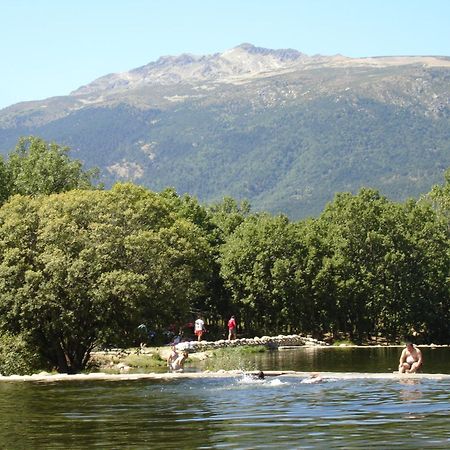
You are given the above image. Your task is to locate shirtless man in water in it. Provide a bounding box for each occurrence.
[170,351,189,372]
[167,345,178,370]
[398,343,423,373]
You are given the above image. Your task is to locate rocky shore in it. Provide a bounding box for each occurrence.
[92,333,328,364]
[174,333,328,352]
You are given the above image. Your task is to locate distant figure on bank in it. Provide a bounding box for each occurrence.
[170,351,189,372]
[227,315,237,340]
[398,342,423,373]
[194,317,205,341]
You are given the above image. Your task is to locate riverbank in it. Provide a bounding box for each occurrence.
[90,334,449,373]
[90,333,329,372]
[3,333,449,378]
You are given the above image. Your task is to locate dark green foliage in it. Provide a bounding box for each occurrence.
[0,333,46,376]
[0,156,11,205]
[219,184,450,343]
[312,189,449,341]
[0,184,212,373]
[220,213,314,335]
[0,136,100,205]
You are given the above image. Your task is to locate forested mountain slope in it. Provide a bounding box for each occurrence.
[1,44,449,218]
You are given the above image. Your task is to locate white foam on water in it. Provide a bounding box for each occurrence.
[266,378,288,386]
[237,373,265,384]
[236,374,289,386]
[301,376,323,384]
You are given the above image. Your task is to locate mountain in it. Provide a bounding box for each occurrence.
[1,43,450,219]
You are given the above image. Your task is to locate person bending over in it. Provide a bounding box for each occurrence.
[398,342,423,373]
[170,351,189,372]
[167,345,178,370]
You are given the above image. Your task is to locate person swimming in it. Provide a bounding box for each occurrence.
[247,371,265,380]
[301,372,323,384]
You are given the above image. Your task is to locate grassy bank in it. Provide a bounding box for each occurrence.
[90,345,269,373]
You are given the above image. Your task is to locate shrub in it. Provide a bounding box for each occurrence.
[0,333,47,376]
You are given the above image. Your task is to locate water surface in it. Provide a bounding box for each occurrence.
[216,345,450,373]
[1,347,449,449]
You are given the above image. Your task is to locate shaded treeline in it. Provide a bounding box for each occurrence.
[0,137,449,373]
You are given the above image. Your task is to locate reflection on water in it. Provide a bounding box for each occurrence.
[0,347,449,449]
[399,378,423,403]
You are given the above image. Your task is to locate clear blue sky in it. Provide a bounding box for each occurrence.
[1,0,449,109]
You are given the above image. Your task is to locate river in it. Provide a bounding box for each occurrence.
[0,346,449,449]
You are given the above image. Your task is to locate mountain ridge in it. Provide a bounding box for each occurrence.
[0,43,449,219]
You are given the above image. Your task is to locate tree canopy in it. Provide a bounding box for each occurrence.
[2,136,99,202]
[0,184,212,373]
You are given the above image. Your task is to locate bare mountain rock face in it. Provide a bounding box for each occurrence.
[0,44,449,218]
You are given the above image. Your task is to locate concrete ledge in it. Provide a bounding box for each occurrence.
[0,370,449,383]
[175,334,328,352]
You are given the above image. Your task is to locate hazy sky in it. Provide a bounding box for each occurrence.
[1,0,449,109]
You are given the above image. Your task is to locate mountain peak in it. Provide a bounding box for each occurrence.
[72,44,306,96]
[235,42,255,50]
[70,45,450,98]
[231,42,304,60]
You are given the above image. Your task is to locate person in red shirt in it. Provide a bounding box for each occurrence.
[227,315,237,340]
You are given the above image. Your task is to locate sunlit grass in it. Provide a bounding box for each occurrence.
[203,345,267,371]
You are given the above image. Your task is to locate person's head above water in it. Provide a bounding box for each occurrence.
[257,371,265,379]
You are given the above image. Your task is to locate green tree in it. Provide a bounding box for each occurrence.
[6,136,99,197]
[0,156,11,205]
[208,196,251,240]
[427,168,450,234]
[316,189,412,340]
[220,214,308,334]
[0,332,46,376]
[158,188,226,327]
[401,200,450,341]
[315,188,450,342]
[0,183,211,373]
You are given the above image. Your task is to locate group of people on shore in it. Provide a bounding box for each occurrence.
[194,315,237,342]
[168,315,238,372]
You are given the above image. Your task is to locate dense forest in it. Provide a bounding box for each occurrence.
[0,137,449,374]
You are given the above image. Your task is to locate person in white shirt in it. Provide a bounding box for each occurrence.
[194,317,205,341]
